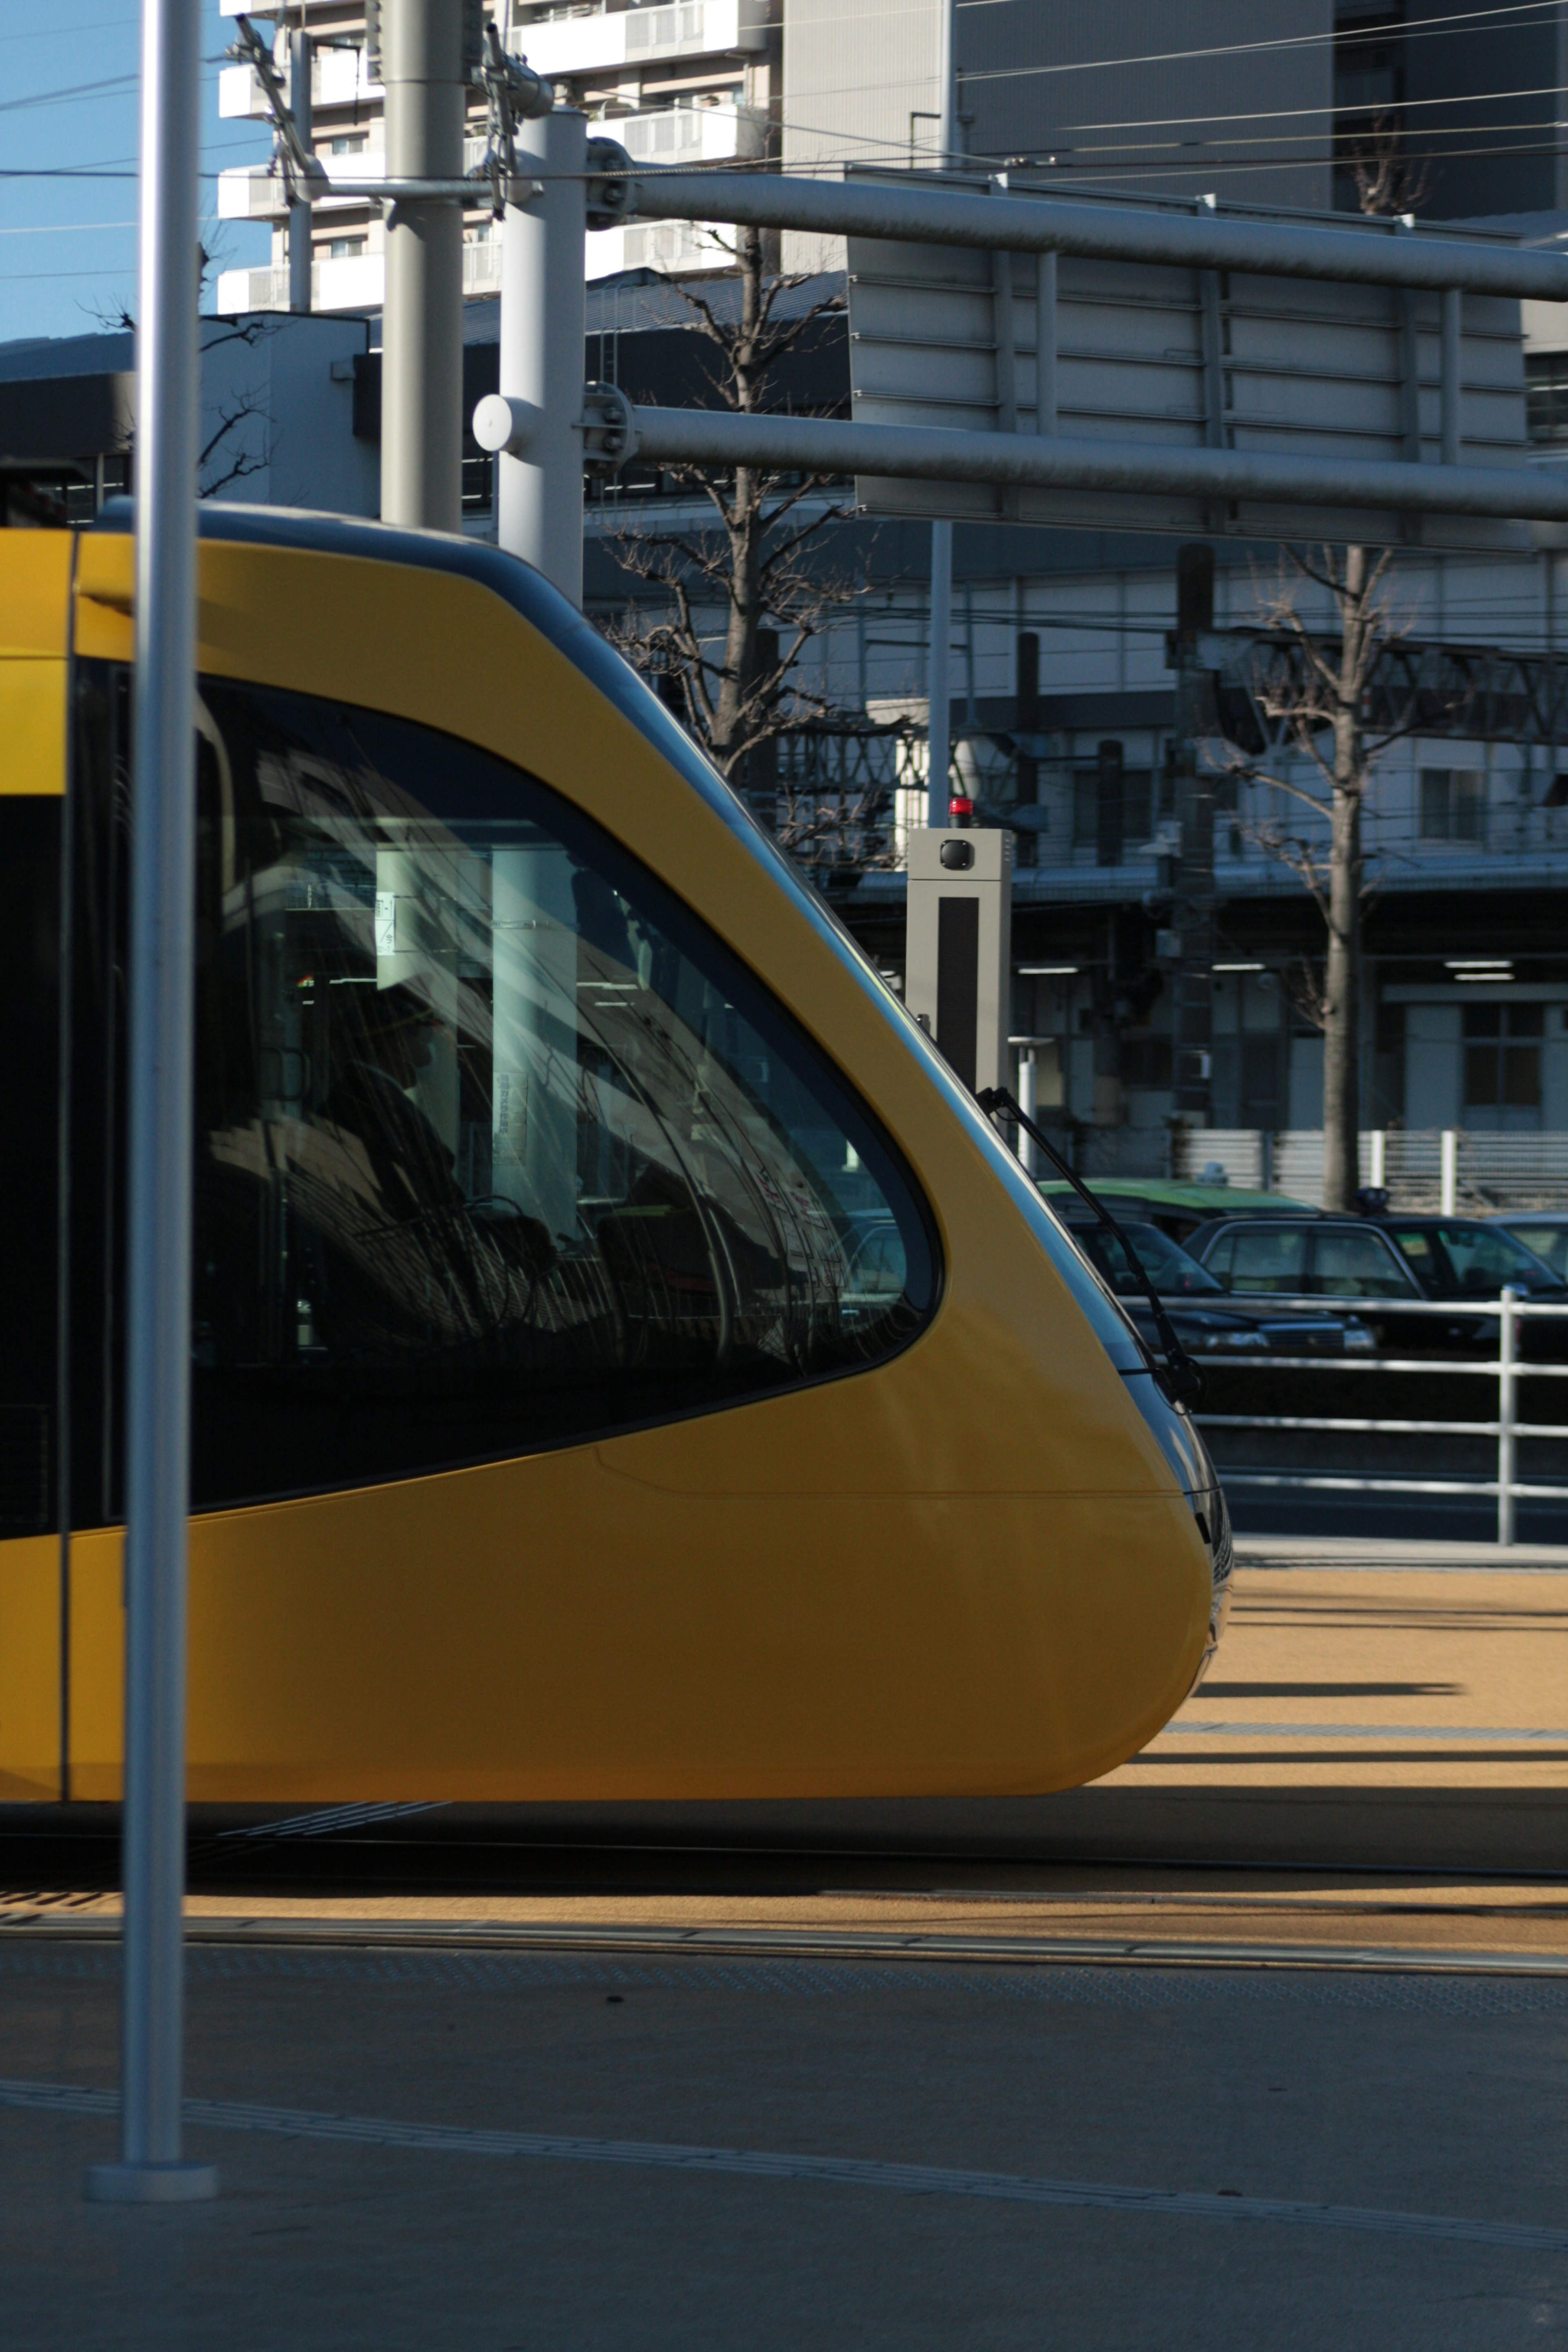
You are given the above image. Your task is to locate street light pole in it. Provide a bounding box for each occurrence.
[494,107,588,601]
[381,0,465,531]
[924,0,958,829]
[84,0,216,2206]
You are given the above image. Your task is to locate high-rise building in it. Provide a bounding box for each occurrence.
[214,0,780,316]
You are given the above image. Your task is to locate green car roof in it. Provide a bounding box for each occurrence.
[1035,1176,1314,1214]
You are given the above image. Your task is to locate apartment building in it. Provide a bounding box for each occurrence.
[214,0,779,317]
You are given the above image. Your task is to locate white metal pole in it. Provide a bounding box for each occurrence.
[288,26,313,316]
[924,0,957,831]
[1440,1125,1459,1216]
[1497,1286,1517,1548]
[84,0,216,2206]
[1369,1127,1385,1189]
[494,108,588,601]
[1018,1047,1038,1177]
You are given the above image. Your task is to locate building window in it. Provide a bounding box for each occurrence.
[330,134,368,155]
[1419,767,1484,842]
[1527,352,1568,444]
[461,453,494,514]
[1463,1002,1544,1131]
[328,236,367,260]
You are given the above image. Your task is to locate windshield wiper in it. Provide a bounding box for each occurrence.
[976,1086,1203,1408]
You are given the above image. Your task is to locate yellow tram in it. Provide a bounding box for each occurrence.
[0,509,1227,1807]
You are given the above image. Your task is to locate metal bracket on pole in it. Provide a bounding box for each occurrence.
[586,137,634,232]
[227,14,329,209]
[473,20,553,216]
[580,381,639,472]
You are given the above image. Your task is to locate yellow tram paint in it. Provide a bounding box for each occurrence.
[0,521,1214,1809]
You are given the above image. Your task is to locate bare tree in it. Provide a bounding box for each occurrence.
[601,223,870,798]
[1223,546,1418,1209]
[92,265,275,499]
[1218,118,1438,1205]
[1344,109,1433,221]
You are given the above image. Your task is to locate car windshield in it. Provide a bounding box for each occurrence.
[1504,1224,1568,1281]
[1311,1226,1420,1298]
[1074,1221,1225,1297]
[1399,1223,1563,1294]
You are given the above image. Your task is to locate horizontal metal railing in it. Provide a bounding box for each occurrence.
[1189,1289,1568,1544]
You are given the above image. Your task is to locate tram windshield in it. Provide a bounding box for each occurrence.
[146,679,934,1504]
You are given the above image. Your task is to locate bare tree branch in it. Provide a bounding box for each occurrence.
[599,225,874,822]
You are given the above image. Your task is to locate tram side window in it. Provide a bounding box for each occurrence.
[184,679,936,1506]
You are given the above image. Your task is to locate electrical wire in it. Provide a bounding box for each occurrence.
[0,14,137,44]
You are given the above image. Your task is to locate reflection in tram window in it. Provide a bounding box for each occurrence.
[180,679,936,1503]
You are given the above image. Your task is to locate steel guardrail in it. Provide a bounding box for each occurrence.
[1192,1290,1568,1541]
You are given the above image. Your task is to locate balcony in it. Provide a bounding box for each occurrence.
[218,42,379,122]
[215,252,385,316]
[587,216,730,277]
[612,101,763,165]
[215,233,503,318]
[517,0,766,80]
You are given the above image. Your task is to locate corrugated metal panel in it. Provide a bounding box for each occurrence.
[846,182,1531,550]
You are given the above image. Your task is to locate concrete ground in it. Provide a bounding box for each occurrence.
[3,1536,1567,2348]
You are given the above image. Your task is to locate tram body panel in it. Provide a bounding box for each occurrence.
[62,1462,1205,1804]
[0,1534,60,1800]
[0,518,1221,1806]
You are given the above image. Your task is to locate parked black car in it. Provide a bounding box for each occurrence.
[1187,1212,1568,1354]
[1066,1217,1377,1358]
[1495,1213,1568,1285]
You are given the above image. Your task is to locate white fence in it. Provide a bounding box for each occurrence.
[1135,1127,1568,1210]
[1197,1292,1568,1544]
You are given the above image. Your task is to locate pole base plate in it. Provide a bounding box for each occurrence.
[84,2161,219,2204]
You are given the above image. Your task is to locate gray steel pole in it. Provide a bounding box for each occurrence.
[609,403,1568,524]
[628,169,1568,303]
[83,0,216,2207]
[381,0,465,532]
[1169,546,1215,1128]
[926,523,951,826]
[288,26,313,315]
[490,109,587,601]
[924,0,956,826]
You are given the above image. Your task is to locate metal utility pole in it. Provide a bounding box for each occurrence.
[84,0,216,2206]
[493,108,587,601]
[288,23,313,314]
[1169,543,1216,1127]
[381,0,466,531]
[924,0,957,829]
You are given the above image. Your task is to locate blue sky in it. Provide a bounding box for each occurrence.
[0,0,274,346]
